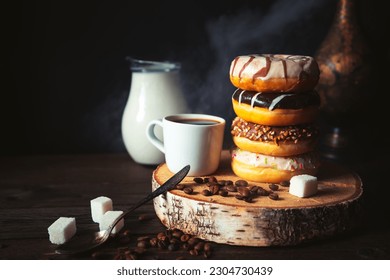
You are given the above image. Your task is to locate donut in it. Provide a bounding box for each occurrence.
[231,148,320,183]
[232,89,320,126]
[229,54,320,92]
[231,117,319,156]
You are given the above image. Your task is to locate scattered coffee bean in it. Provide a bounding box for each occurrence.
[172,229,183,239]
[136,240,150,248]
[235,194,245,200]
[189,249,199,256]
[168,242,180,251]
[180,234,191,243]
[248,185,259,193]
[218,190,228,197]
[269,183,279,191]
[207,176,217,183]
[224,180,234,186]
[149,237,158,247]
[194,241,205,252]
[193,177,204,184]
[235,179,248,187]
[183,187,193,194]
[226,185,237,192]
[202,189,212,196]
[280,180,290,187]
[237,187,250,197]
[269,192,279,200]
[257,186,270,196]
[209,185,220,195]
[176,184,185,190]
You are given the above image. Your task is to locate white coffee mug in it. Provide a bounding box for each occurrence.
[146,114,225,176]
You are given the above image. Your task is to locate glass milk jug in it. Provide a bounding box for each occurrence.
[121,58,188,165]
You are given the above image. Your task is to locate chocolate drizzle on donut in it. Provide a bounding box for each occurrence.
[231,117,319,145]
[253,55,271,78]
[232,89,320,110]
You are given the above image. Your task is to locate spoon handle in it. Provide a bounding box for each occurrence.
[106,164,190,234]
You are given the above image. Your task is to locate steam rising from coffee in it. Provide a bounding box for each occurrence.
[84,0,337,152]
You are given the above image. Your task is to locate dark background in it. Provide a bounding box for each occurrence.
[2,0,389,156]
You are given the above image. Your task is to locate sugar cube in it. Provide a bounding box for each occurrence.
[47,217,76,245]
[289,174,318,198]
[99,210,124,234]
[90,196,113,223]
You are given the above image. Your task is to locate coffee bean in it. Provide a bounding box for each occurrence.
[224,180,234,186]
[235,194,245,200]
[280,180,290,187]
[172,229,183,239]
[269,192,279,200]
[194,241,205,252]
[180,234,191,243]
[248,185,259,193]
[207,176,217,183]
[227,185,237,192]
[189,249,199,256]
[202,189,212,196]
[149,237,158,247]
[204,242,213,252]
[269,183,279,191]
[157,232,168,241]
[203,250,212,258]
[187,237,200,247]
[218,190,228,197]
[257,186,270,196]
[176,184,185,190]
[168,242,180,251]
[137,240,150,248]
[193,177,204,184]
[235,179,248,187]
[209,185,220,195]
[183,187,193,194]
[217,179,226,185]
[237,187,250,197]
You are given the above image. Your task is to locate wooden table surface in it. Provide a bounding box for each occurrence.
[0,151,389,260]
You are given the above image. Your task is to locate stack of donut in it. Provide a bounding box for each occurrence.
[229,54,322,183]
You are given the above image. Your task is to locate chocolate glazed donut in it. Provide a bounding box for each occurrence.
[232,89,321,126]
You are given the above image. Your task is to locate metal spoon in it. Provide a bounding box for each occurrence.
[54,164,190,255]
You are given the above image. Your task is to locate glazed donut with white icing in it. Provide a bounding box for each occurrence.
[231,147,320,183]
[232,89,320,126]
[231,117,319,156]
[230,54,320,93]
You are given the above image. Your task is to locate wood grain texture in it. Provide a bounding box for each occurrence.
[152,151,363,246]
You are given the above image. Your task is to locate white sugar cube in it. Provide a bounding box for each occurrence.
[47,217,76,245]
[289,174,318,198]
[90,196,113,223]
[99,210,124,234]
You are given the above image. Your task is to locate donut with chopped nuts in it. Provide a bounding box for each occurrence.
[231,117,319,156]
[229,54,320,92]
[231,147,320,183]
[232,89,320,126]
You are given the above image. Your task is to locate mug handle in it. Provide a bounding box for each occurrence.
[146,119,165,153]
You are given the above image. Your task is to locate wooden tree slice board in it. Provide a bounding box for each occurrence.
[152,150,363,246]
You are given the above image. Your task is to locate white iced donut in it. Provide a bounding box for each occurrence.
[229,54,320,92]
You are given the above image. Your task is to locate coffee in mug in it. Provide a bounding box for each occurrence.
[146,114,225,176]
